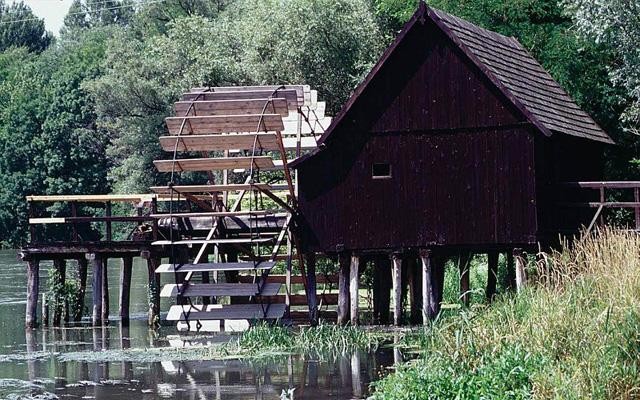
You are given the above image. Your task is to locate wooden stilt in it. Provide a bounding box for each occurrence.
[372,257,382,324]
[379,258,392,324]
[146,257,161,326]
[75,257,88,322]
[487,251,498,301]
[391,253,402,326]
[306,252,318,325]
[101,258,109,323]
[53,259,66,326]
[407,257,421,324]
[42,293,49,326]
[459,253,471,306]
[514,248,526,292]
[119,257,132,324]
[349,254,360,326]
[89,254,102,326]
[432,256,446,315]
[420,249,432,324]
[337,252,350,325]
[25,259,40,329]
[505,251,515,290]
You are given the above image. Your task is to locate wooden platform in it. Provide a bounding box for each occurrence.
[160,282,281,297]
[166,303,287,321]
[174,98,289,117]
[150,210,278,218]
[155,261,275,273]
[153,156,275,172]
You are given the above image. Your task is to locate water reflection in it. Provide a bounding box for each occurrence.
[1,250,401,399]
[17,322,397,399]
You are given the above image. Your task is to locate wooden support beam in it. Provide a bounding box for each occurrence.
[391,253,402,326]
[147,257,161,326]
[75,257,88,322]
[119,257,132,324]
[407,257,421,324]
[459,253,471,306]
[25,260,39,329]
[101,258,109,323]
[337,253,350,326]
[377,257,392,325]
[420,249,433,324]
[487,251,498,301]
[89,253,102,326]
[105,201,112,241]
[306,253,318,326]
[52,259,66,326]
[349,255,360,326]
[514,248,527,292]
[505,251,515,290]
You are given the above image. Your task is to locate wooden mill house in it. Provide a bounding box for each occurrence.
[23,4,630,329]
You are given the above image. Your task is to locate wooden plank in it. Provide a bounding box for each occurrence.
[151,210,277,218]
[261,293,338,305]
[420,250,432,324]
[156,261,275,274]
[29,217,66,224]
[150,183,272,194]
[166,303,286,321]
[349,255,359,325]
[26,194,156,202]
[153,156,275,172]
[559,201,640,208]
[29,216,152,224]
[392,254,402,326]
[560,181,640,189]
[160,282,281,298]
[160,133,279,152]
[187,86,306,106]
[166,114,284,135]
[152,237,275,246]
[237,274,337,284]
[174,98,289,117]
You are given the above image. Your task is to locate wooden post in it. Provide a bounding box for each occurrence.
[349,254,360,326]
[505,251,515,290]
[41,292,49,326]
[391,253,402,326]
[514,248,527,292]
[337,252,350,325]
[420,249,432,324]
[105,201,112,241]
[487,251,498,301]
[378,257,392,324]
[459,253,471,306]
[146,256,160,327]
[52,259,66,326]
[101,258,109,323]
[407,257,421,324]
[25,259,40,329]
[305,252,318,325]
[75,257,88,322]
[119,257,132,324]
[89,253,102,326]
[635,187,640,230]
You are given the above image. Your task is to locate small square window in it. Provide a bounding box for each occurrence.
[372,163,392,179]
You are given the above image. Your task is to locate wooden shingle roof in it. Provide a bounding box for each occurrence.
[291,3,612,168]
[430,8,613,144]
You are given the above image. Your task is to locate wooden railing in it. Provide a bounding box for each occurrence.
[559,181,640,232]
[26,194,162,244]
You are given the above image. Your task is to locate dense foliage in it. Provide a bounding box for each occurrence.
[0,0,637,247]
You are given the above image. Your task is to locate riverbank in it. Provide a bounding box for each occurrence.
[372,229,640,399]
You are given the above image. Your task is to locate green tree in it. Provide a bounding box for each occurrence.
[62,0,134,33]
[0,0,51,52]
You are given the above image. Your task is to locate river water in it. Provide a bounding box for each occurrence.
[0,250,396,399]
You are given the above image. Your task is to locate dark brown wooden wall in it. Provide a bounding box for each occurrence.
[296,19,543,253]
[298,128,538,252]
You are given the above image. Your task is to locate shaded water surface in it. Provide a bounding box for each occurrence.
[0,250,396,399]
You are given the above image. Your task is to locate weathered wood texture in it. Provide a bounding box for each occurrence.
[25,260,39,329]
[337,253,350,325]
[75,258,88,322]
[90,255,102,325]
[349,255,360,325]
[487,251,498,301]
[119,257,132,323]
[294,7,606,253]
[392,255,402,326]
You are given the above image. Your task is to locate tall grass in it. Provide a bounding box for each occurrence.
[373,228,640,399]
